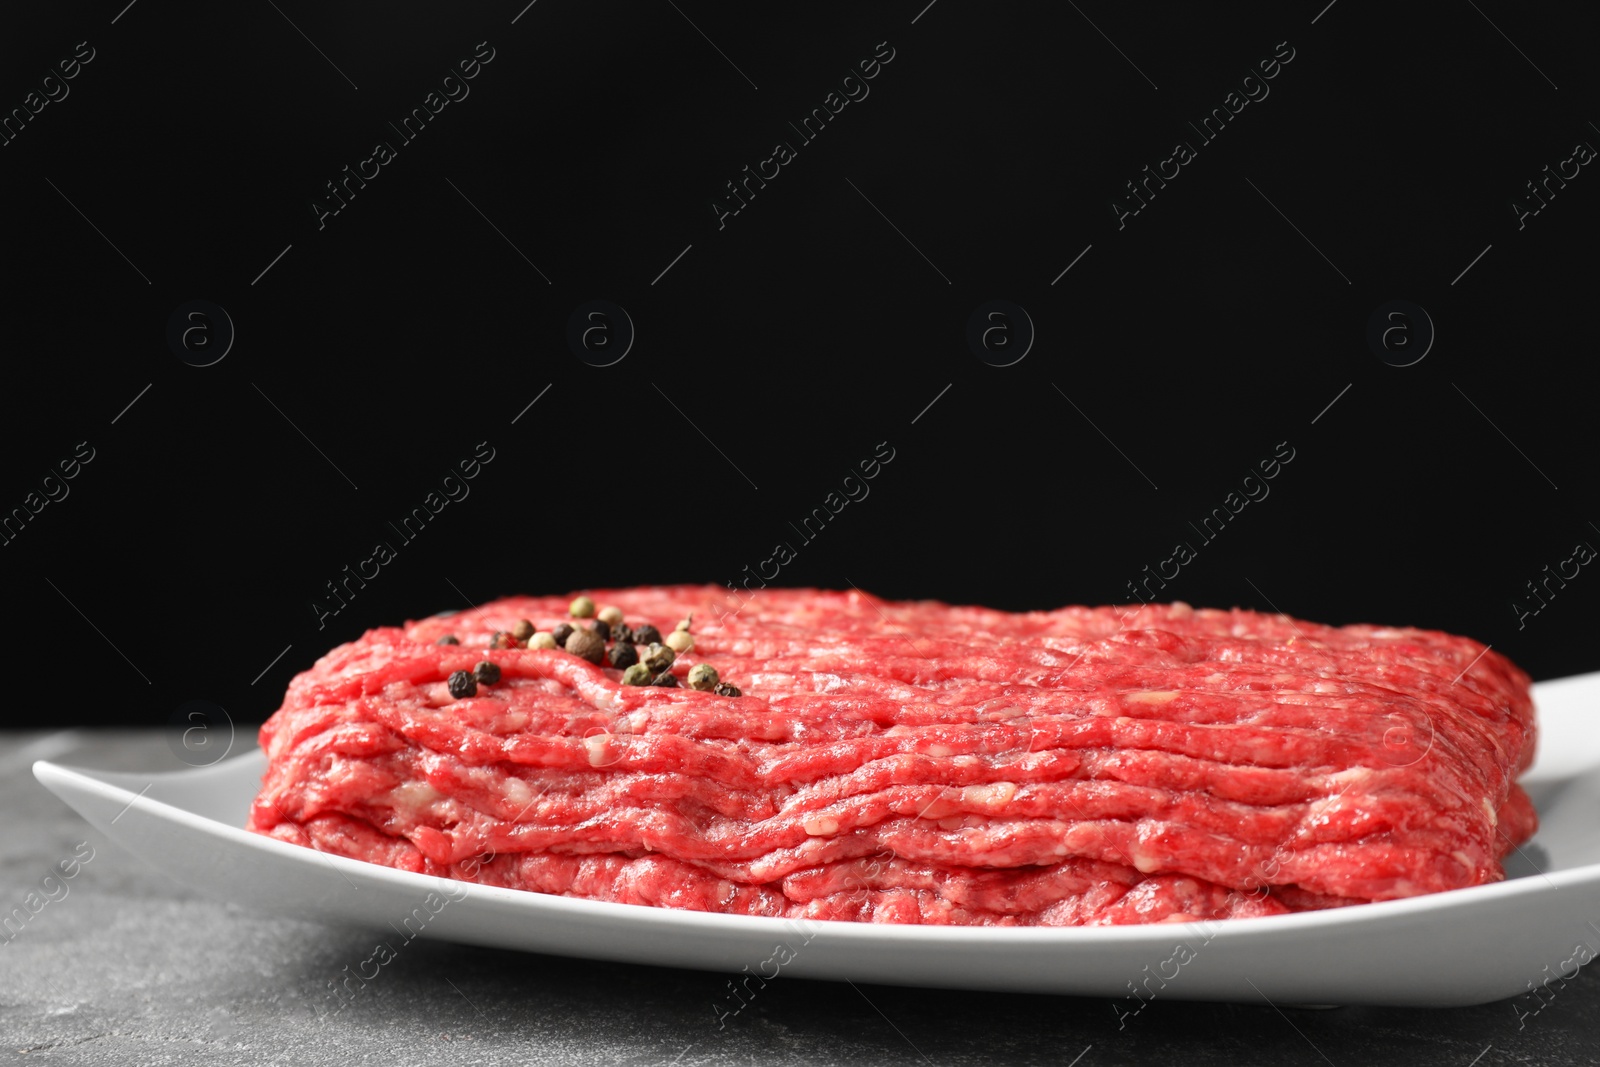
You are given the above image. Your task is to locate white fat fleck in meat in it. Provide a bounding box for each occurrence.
[1324,767,1374,798]
[982,705,1026,720]
[1126,691,1179,705]
[583,735,612,767]
[1482,797,1498,826]
[962,782,1018,811]
[1130,848,1162,874]
[389,781,443,815]
[802,815,840,836]
[501,776,533,809]
[812,673,851,694]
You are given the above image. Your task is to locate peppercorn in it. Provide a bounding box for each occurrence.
[436,635,460,646]
[687,664,719,691]
[447,670,477,698]
[610,622,633,645]
[489,631,518,650]
[633,624,662,646]
[643,643,675,673]
[590,619,611,642]
[510,619,535,642]
[598,606,624,628]
[713,682,742,698]
[608,641,638,669]
[664,630,694,654]
[473,661,501,685]
[570,595,595,619]
[552,623,575,647]
[528,632,558,650]
[650,671,679,688]
[621,663,652,686]
[565,628,605,664]
[675,615,693,632]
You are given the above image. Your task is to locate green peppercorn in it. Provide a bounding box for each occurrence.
[621,663,652,686]
[436,635,460,646]
[552,623,575,647]
[570,596,596,619]
[566,628,605,665]
[633,624,662,646]
[643,643,675,673]
[687,664,719,691]
[713,682,742,698]
[590,619,611,642]
[608,642,638,669]
[598,606,624,628]
[447,670,477,698]
[528,632,558,650]
[510,619,535,642]
[473,661,501,685]
[650,671,679,687]
[664,629,694,654]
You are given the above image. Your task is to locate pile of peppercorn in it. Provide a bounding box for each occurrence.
[434,595,741,700]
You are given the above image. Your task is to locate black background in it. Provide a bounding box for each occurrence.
[3,0,1597,732]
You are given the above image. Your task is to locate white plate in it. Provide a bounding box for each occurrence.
[34,672,1600,1007]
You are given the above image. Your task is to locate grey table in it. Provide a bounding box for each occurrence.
[3,731,1596,1067]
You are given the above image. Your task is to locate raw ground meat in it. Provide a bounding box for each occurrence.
[247,587,1538,926]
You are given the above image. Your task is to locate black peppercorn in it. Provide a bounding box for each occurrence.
[552,623,575,647]
[607,641,638,669]
[633,624,662,646]
[436,635,460,646]
[650,671,679,687]
[713,682,742,698]
[473,661,501,685]
[590,619,611,642]
[447,670,477,698]
[610,622,633,645]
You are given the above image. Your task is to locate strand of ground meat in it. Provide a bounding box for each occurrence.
[249,586,1537,925]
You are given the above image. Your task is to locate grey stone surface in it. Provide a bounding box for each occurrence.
[2,730,1597,1067]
